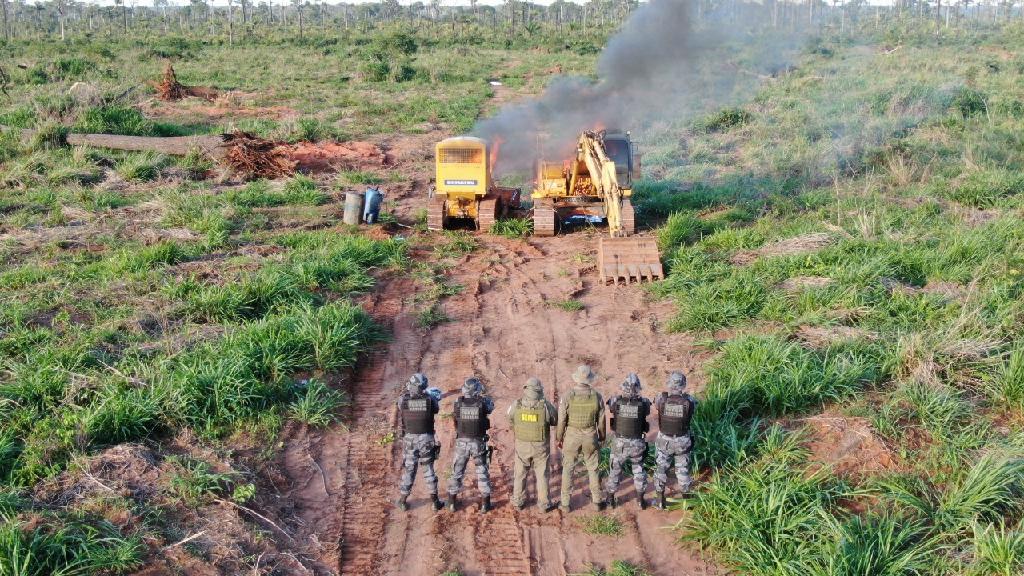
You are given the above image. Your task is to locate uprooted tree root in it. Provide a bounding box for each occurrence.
[154,63,219,102]
[222,132,296,179]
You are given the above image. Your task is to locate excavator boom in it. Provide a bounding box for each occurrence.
[576,131,664,284]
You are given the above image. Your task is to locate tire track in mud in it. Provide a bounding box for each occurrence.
[335,278,422,575]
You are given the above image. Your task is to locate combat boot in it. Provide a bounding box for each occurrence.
[430,493,445,511]
[396,494,408,512]
[653,490,667,510]
[447,494,458,512]
[480,495,492,513]
[637,489,648,510]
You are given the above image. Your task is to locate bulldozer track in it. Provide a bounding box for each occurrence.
[469,449,532,575]
[533,199,556,237]
[477,198,500,232]
[427,197,446,231]
[336,372,394,575]
[336,283,415,576]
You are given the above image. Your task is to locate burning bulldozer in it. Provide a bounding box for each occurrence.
[427,136,520,231]
[427,130,662,285]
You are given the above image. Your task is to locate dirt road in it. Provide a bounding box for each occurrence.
[279,229,718,575]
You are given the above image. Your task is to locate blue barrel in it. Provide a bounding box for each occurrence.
[363,188,383,224]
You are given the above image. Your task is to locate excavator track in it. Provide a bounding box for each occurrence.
[598,236,664,285]
[533,198,556,237]
[621,198,636,235]
[427,197,446,231]
[477,198,500,232]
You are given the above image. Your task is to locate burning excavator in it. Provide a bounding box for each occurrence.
[532,130,662,284]
[427,130,662,285]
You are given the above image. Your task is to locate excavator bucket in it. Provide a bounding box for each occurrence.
[598,237,664,285]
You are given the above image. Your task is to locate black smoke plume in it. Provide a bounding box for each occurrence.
[474,0,801,176]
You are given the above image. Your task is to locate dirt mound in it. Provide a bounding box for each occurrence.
[803,413,900,479]
[731,232,834,265]
[285,140,387,172]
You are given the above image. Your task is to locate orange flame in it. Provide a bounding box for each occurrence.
[489,137,504,173]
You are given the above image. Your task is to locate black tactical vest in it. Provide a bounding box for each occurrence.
[659,393,693,437]
[401,393,434,435]
[614,397,647,439]
[455,396,488,439]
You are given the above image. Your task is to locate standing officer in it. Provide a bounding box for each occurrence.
[556,365,606,512]
[653,371,698,510]
[396,373,444,512]
[508,377,557,512]
[447,377,495,513]
[604,373,652,509]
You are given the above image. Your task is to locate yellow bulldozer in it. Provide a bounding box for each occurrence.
[532,130,663,285]
[427,136,519,231]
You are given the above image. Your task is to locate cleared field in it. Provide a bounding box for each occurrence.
[1,3,1024,575]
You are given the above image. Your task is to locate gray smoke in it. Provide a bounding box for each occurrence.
[474,0,803,176]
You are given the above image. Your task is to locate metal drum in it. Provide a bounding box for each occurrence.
[343,191,365,225]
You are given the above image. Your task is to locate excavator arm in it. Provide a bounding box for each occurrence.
[579,131,665,284]
[577,131,626,237]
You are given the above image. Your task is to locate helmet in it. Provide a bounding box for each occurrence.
[407,373,428,395]
[524,377,543,401]
[463,377,483,397]
[621,373,641,396]
[667,371,687,393]
[425,387,443,403]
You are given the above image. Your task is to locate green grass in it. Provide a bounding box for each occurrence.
[549,298,585,312]
[490,217,533,238]
[578,514,624,536]
[575,561,652,576]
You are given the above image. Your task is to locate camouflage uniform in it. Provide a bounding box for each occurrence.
[604,374,652,509]
[606,437,649,494]
[395,374,444,511]
[447,396,495,497]
[447,378,494,512]
[399,432,441,495]
[652,371,698,507]
[652,433,692,493]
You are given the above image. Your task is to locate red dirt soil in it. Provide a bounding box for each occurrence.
[284,140,389,172]
[271,232,720,576]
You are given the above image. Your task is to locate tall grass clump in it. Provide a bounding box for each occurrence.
[970,521,1024,576]
[0,515,143,575]
[682,428,850,576]
[883,452,1024,537]
[490,217,533,238]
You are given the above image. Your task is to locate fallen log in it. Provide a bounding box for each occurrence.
[2,126,223,157]
[2,126,293,179]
